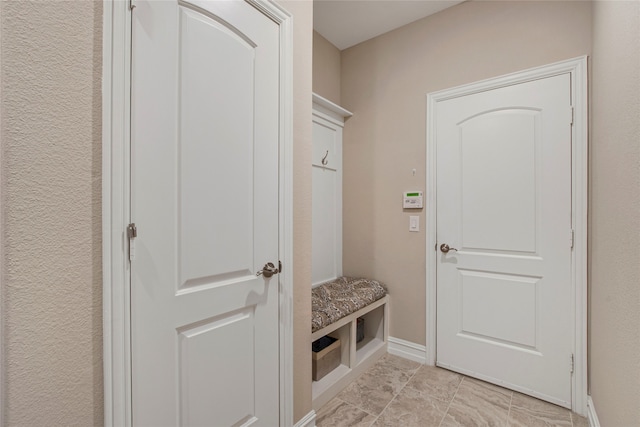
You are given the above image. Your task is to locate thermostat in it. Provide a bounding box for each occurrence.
[403,191,423,209]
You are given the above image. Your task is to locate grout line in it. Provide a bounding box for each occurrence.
[371,366,420,425]
[369,361,422,426]
[351,401,379,418]
[506,390,514,426]
[438,374,464,427]
[337,396,378,420]
[340,357,386,418]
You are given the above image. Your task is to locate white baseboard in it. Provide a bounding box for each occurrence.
[587,396,600,427]
[388,337,427,364]
[294,410,316,427]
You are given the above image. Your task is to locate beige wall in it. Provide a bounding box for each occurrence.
[313,31,341,104]
[341,1,592,345]
[589,1,640,424]
[1,1,104,425]
[1,0,313,425]
[276,1,314,422]
[6,0,636,423]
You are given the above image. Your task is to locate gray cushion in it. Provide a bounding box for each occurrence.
[312,277,388,333]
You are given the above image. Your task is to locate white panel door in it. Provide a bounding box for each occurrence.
[311,115,342,286]
[436,74,573,407]
[130,1,280,425]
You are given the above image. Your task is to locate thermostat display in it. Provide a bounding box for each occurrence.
[403,191,423,209]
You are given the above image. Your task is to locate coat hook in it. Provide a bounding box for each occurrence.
[321,150,329,166]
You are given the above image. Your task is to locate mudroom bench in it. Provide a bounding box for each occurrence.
[311,277,389,410]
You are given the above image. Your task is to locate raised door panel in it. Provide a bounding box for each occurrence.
[459,269,539,350]
[460,110,540,254]
[178,308,256,426]
[178,6,256,290]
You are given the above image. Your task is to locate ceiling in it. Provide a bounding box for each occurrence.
[314,0,465,50]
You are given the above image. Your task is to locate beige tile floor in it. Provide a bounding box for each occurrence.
[316,354,589,427]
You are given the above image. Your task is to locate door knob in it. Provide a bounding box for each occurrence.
[256,262,279,278]
[440,243,458,253]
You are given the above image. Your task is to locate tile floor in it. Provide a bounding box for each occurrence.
[316,354,589,427]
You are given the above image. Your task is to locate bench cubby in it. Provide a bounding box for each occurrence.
[311,295,389,410]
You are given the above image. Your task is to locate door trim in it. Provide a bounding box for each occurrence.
[101,1,294,425]
[425,56,588,415]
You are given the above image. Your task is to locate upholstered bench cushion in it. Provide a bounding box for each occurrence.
[312,277,388,333]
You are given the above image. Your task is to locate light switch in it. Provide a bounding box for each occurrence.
[409,216,419,232]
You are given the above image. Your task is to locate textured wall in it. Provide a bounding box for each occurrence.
[275,1,314,423]
[341,0,592,345]
[1,0,103,425]
[313,31,341,105]
[589,1,640,424]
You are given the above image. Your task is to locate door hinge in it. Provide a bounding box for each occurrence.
[569,106,574,125]
[127,223,137,261]
[570,353,574,374]
[129,0,136,11]
[570,229,575,249]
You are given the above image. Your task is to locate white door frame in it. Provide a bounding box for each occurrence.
[101,1,294,425]
[425,57,588,415]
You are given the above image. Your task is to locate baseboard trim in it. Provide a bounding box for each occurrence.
[388,337,427,364]
[293,410,316,427]
[587,396,600,427]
